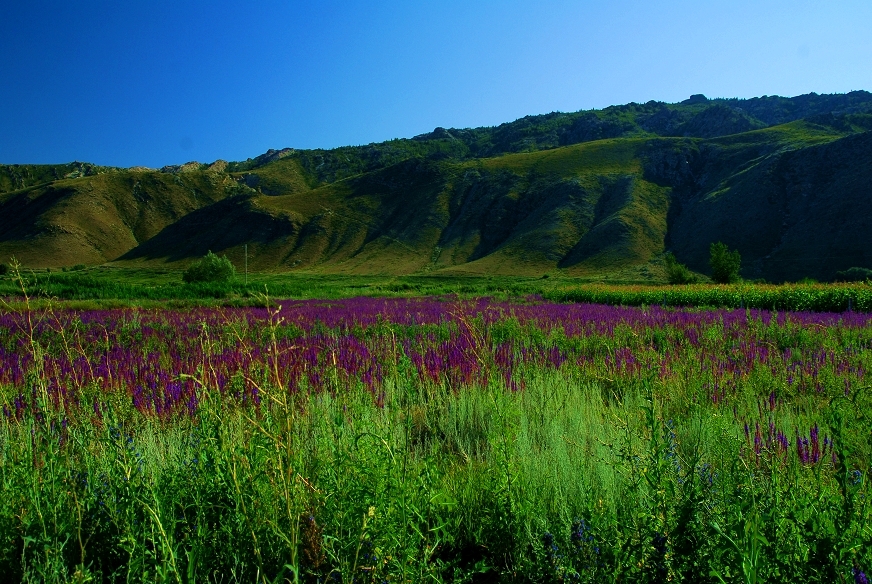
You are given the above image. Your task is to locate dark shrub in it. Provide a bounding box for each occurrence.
[183,251,236,284]
[709,242,741,284]
[0,263,8,276]
[835,267,872,282]
[663,252,698,284]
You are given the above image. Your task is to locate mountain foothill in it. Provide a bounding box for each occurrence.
[2,91,871,282]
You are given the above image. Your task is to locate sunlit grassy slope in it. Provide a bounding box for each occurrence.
[1,95,871,281]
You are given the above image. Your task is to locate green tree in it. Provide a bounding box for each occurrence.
[663,252,698,284]
[0,263,8,276]
[835,267,872,282]
[183,251,236,284]
[709,242,741,284]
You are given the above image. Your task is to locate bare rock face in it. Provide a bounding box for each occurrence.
[412,127,457,141]
[160,161,202,174]
[207,160,228,173]
[178,161,202,173]
[61,162,103,179]
[642,140,702,191]
[682,94,709,105]
[253,148,294,166]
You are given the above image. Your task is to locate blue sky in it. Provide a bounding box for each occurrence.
[1,0,870,168]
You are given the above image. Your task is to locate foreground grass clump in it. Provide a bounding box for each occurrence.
[0,297,871,582]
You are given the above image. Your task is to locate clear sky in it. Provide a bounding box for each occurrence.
[1,0,870,168]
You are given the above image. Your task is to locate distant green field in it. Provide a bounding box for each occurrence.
[0,265,568,306]
[1,265,869,313]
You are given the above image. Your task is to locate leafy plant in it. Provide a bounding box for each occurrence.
[664,252,698,284]
[710,242,742,284]
[835,267,872,282]
[0,263,8,276]
[182,251,236,284]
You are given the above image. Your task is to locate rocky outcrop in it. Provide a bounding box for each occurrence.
[413,127,457,141]
[160,161,203,174]
[252,148,294,166]
[677,104,767,138]
[682,94,709,105]
[642,139,703,191]
[207,160,228,173]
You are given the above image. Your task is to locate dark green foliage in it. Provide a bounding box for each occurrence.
[0,263,7,276]
[709,242,741,284]
[546,283,872,312]
[0,161,113,194]
[663,253,698,284]
[723,90,872,126]
[288,139,470,184]
[835,267,872,282]
[3,268,872,313]
[228,91,872,183]
[182,251,236,284]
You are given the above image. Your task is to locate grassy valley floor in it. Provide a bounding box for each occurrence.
[0,296,870,582]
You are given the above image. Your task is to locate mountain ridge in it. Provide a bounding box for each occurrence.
[1,91,871,282]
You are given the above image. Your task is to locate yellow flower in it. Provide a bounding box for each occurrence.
[368,506,376,518]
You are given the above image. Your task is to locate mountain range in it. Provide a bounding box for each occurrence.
[2,91,871,282]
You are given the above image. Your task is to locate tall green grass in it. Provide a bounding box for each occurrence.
[547,282,872,312]
[0,270,554,304]
[4,371,869,582]
[1,307,870,581]
[4,269,872,314]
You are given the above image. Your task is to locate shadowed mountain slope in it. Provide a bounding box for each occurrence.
[0,170,237,267]
[665,126,872,281]
[1,92,871,281]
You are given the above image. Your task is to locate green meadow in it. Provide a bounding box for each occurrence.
[0,280,870,582]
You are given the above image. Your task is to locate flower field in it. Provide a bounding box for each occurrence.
[1,297,871,582]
